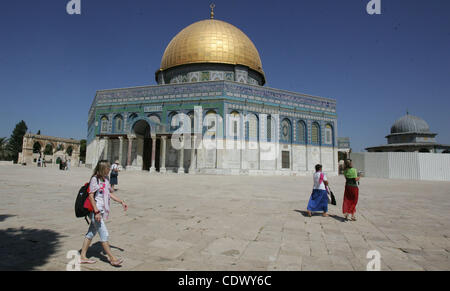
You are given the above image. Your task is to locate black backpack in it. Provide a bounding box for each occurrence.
[75,177,98,224]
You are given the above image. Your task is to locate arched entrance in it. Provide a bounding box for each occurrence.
[133,120,161,171]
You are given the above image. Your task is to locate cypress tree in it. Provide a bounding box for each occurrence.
[7,120,28,163]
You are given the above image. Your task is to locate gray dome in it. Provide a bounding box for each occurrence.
[390,114,430,134]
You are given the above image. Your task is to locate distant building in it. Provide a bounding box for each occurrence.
[337,137,351,174]
[338,137,350,155]
[19,133,81,166]
[366,113,450,153]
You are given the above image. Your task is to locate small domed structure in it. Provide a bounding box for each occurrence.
[390,113,430,134]
[366,112,450,153]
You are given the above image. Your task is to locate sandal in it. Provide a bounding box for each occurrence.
[351,217,357,221]
[80,258,96,264]
[109,258,124,266]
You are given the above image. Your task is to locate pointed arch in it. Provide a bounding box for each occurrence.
[311,122,321,145]
[281,118,292,143]
[113,114,124,133]
[297,120,307,144]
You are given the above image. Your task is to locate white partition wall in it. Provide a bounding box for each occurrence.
[350,152,450,181]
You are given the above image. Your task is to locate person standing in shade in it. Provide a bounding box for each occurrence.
[343,159,360,221]
[110,160,120,191]
[306,164,329,217]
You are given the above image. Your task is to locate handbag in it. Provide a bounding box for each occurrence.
[327,186,337,206]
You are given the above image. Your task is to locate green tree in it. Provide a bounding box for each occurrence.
[6,120,28,163]
[44,144,53,155]
[0,137,10,160]
[80,139,86,163]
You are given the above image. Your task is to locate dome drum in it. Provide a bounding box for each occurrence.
[386,132,437,145]
[155,63,264,85]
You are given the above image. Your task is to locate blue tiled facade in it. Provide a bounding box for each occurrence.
[88,80,337,147]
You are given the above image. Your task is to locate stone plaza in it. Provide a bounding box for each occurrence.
[0,164,449,271]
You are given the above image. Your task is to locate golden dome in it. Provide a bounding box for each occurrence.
[160,19,265,78]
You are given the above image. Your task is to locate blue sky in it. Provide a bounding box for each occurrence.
[0,0,449,152]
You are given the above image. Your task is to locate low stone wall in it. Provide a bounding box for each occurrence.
[0,161,14,165]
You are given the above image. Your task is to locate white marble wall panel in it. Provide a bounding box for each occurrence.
[321,147,335,172]
[307,146,321,172]
[292,144,307,171]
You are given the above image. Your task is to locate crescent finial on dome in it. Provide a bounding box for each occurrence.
[210,3,215,19]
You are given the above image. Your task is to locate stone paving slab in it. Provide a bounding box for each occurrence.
[0,164,449,271]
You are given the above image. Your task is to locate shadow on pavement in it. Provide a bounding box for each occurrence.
[0,215,16,222]
[0,225,64,271]
[294,210,347,222]
[83,241,125,267]
[329,215,347,223]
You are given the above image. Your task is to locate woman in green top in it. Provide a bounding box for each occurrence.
[343,160,360,221]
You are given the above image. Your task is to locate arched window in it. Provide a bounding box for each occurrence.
[297,121,306,144]
[114,115,123,132]
[230,111,240,140]
[325,124,333,145]
[186,112,194,133]
[101,116,109,133]
[204,110,218,140]
[281,119,292,143]
[169,111,179,131]
[267,115,272,142]
[311,122,320,144]
[246,113,258,141]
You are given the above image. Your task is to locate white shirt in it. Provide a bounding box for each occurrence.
[89,177,111,213]
[313,171,328,190]
[111,163,119,172]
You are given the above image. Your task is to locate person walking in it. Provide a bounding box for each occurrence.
[306,164,329,217]
[110,160,120,191]
[342,159,360,221]
[79,160,128,266]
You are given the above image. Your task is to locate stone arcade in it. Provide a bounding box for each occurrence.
[86,10,339,175]
[19,133,81,166]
